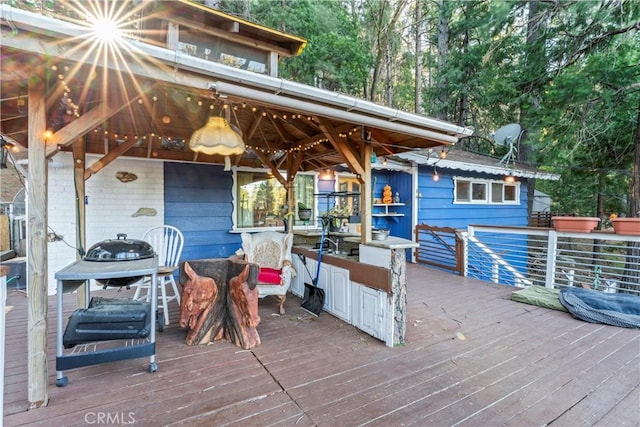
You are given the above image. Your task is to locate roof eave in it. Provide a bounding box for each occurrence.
[395,152,560,181]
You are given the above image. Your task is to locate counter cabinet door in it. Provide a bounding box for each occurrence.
[357,285,386,340]
[329,266,351,322]
[290,255,305,297]
[300,259,330,312]
[317,262,331,311]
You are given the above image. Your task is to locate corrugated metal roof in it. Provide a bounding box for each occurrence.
[395,149,560,181]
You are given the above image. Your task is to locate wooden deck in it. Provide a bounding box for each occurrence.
[4,264,639,426]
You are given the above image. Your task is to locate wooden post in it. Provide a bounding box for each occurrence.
[286,177,295,233]
[27,77,49,408]
[72,139,87,308]
[361,143,372,243]
[1,268,8,421]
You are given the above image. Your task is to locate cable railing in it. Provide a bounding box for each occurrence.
[463,225,640,295]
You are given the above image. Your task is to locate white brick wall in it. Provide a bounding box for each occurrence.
[47,153,164,294]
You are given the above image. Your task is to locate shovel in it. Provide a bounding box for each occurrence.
[300,225,326,316]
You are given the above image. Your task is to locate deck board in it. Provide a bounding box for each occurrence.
[4,264,639,426]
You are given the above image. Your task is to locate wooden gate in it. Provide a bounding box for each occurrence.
[415,224,464,275]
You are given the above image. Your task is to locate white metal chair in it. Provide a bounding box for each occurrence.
[133,225,184,326]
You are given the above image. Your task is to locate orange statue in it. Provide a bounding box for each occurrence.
[382,184,393,204]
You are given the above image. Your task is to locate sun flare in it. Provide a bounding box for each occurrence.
[90,16,122,45]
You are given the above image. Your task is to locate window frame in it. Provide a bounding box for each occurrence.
[231,167,318,232]
[453,176,520,205]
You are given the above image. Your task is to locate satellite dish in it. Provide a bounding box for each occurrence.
[492,123,522,146]
[492,123,522,166]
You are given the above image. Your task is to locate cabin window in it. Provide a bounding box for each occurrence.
[178,28,269,74]
[454,178,520,205]
[234,170,315,230]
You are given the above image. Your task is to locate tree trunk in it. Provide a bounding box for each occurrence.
[457,26,470,126]
[414,0,423,114]
[620,97,640,294]
[519,0,546,217]
[386,42,393,107]
[630,97,640,219]
[435,0,449,121]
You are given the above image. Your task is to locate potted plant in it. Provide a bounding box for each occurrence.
[609,213,640,235]
[297,202,313,222]
[551,215,601,233]
[322,204,351,231]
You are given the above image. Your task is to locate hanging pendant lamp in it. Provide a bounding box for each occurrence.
[189,116,245,170]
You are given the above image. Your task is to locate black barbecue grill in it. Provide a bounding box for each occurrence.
[54,237,159,387]
[85,233,155,288]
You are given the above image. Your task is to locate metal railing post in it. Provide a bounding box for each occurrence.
[545,230,558,288]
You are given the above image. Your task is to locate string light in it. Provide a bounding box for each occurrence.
[432,165,440,182]
[45,69,340,155]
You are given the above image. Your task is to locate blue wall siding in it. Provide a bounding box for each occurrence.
[164,162,241,262]
[416,166,529,229]
[372,171,412,241]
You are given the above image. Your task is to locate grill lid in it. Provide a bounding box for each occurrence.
[85,233,155,262]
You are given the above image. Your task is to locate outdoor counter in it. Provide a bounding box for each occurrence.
[343,235,419,250]
[292,235,415,347]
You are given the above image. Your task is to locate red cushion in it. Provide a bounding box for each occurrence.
[258,267,282,285]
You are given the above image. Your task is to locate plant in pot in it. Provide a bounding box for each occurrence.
[297,202,313,222]
[551,215,601,233]
[322,204,351,231]
[609,213,640,236]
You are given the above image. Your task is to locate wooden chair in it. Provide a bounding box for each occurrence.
[240,231,296,315]
[133,225,184,326]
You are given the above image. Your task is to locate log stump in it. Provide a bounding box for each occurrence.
[178,258,261,349]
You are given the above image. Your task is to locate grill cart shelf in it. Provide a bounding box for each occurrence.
[54,257,159,387]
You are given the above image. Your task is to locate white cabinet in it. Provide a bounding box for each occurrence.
[292,251,393,346]
[298,257,350,319]
[351,282,387,342]
[316,260,331,311]
[290,254,305,297]
[329,267,351,322]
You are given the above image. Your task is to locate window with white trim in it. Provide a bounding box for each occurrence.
[454,177,520,204]
[233,169,316,230]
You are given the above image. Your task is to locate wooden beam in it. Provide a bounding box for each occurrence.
[45,98,138,158]
[27,75,49,408]
[266,110,297,143]
[84,138,140,180]
[317,118,365,178]
[287,149,305,178]
[72,139,87,308]
[246,113,264,140]
[369,129,399,156]
[254,150,286,186]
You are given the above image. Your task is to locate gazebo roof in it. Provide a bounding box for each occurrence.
[0,2,472,177]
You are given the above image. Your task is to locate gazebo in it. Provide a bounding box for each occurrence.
[0,0,472,407]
